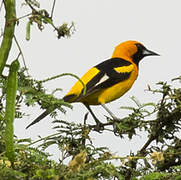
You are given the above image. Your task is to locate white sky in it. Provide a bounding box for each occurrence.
[1,0,181,161]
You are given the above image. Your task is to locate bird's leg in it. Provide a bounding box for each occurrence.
[101,104,120,122]
[84,103,104,130]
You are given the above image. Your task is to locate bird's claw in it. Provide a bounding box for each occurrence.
[93,120,104,132]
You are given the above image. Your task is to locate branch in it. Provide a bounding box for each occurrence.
[13,35,29,76]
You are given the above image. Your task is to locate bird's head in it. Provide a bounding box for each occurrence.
[112,40,159,65]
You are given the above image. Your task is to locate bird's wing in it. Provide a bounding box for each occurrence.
[76,58,134,100]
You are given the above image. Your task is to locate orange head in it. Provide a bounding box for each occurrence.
[112,40,159,65]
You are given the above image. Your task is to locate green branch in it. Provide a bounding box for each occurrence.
[39,73,87,95]
[0,0,16,75]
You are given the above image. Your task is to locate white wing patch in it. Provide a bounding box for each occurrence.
[95,74,109,87]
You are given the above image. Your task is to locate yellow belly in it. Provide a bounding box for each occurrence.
[79,69,138,105]
[98,76,135,104]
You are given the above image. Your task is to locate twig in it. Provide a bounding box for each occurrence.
[38,73,87,95]
[51,0,56,18]
[25,0,36,11]
[13,35,29,76]
[16,13,32,21]
[28,132,60,146]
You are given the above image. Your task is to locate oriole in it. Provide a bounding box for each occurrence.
[26,40,159,129]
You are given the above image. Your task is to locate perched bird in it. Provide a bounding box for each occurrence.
[26,40,159,129]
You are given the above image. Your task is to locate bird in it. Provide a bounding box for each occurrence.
[26,40,159,129]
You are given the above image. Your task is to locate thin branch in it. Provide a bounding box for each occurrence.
[51,0,56,18]
[28,132,60,146]
[25,0,36,11]
[38,73,87,95]
[13,35,29,76]
[16,13,32,21]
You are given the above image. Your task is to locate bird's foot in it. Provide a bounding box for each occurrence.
[93,119,104,132]
[104,116,122,136]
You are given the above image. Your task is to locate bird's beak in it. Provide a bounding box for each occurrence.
[143,48,160,57]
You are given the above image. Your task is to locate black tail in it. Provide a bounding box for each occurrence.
[26,94,75,129]
[26,109,52,129]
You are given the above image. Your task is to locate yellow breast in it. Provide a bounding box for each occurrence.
[79,63,138,105]
[97,67,138,104]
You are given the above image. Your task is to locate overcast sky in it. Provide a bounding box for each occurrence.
[1,0,181,161]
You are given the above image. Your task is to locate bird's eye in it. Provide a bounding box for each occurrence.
[135,43,145,53]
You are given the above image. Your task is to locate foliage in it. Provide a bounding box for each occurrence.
[0,0,181,179]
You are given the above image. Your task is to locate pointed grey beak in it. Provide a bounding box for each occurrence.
[143,48,160,57]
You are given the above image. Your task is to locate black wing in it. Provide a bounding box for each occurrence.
[77,58,132,100]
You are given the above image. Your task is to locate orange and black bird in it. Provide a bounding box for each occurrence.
[26,40,159,129]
